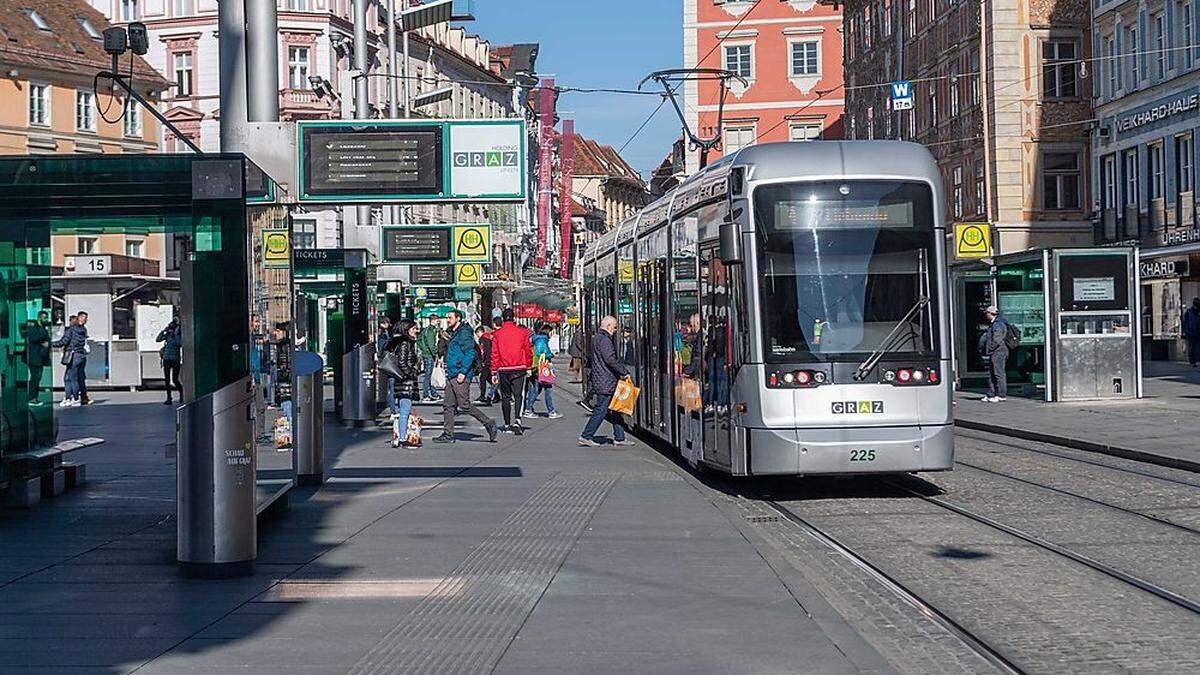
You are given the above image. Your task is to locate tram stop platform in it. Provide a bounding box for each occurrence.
[0,387,891,674]
[954,361,1200,472]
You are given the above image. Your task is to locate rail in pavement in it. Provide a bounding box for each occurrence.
[954,361,1200,472]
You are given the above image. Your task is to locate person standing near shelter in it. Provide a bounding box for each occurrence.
[475,324,495,405]
[25,311,50,404]
[54,312,90,407]
[376,317,399,416]
[416,319,440,401]
[433,310,497,444]
[579,315,634,447]
[567,326,584,383]
[978,305,1013,403]
[1183,297,1200,367]
[157,317,184,405]
[490,308,533,434]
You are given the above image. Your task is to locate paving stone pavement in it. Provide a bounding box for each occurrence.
[0,390,886,674]
[955,361,1200,469]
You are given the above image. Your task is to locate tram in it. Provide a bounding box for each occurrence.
[581,141,954,476]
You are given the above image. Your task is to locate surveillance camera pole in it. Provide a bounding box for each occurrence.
[97,68,202,154]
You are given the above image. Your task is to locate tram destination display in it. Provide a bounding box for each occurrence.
[301,124,443,199]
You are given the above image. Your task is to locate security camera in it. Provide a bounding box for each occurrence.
[103,26,127,56]
[128,22,149,55]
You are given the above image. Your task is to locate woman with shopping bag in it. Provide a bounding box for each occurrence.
[379,320,423,448]
[524,322,562,419]
[579,315,634,447]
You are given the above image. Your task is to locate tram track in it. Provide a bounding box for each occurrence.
[879,476,1200,617]
[757,496,1027,675]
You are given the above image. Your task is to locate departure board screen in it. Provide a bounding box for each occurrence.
[410,265,455,285]
[382,227,452,263]
[301,124,444,198]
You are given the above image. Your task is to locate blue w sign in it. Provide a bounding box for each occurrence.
[890,81,914,111]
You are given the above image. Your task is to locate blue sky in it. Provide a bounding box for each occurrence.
[471,0,684,178]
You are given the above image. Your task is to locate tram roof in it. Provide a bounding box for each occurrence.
[728,140,940,184]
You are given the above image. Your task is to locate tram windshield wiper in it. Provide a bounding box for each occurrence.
[852,296,929,382]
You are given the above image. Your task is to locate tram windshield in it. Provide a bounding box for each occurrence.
[754,180,939,363]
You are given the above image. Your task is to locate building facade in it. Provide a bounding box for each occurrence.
[837,0,1095,254]
[0,0,171,273]
[683,0,845,174]
[1091,0,1200,360]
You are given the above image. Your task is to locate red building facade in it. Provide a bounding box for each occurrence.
[683,0,845,173]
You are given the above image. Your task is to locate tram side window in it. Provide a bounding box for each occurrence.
[672,216,700,412]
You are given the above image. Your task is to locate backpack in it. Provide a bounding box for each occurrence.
[1003,323,1020,350]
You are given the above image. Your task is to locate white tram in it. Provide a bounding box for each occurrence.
[581,141,955,476]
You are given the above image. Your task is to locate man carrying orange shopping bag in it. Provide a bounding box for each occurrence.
[579,315,634,447]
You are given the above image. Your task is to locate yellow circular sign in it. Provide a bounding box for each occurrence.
[265,233,288,254]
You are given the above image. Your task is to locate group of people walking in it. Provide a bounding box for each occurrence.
[375,308,569,448]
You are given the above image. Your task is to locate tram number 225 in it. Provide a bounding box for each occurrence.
[849,449,877,462]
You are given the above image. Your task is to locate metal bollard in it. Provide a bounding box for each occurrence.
[292,351,325,486]
[177,376,256,578]
[341,344,376,427]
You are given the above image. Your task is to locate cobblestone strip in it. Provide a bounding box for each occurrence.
[723,495,1006,675]
[346,474,616,675]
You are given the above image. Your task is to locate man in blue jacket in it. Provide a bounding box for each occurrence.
[434,310,497,443]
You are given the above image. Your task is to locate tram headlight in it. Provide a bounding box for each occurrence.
[883,369,896,382]
[911,370,925,382]
[783,372,795,384]
[794,370,811,385]
[897,369,912,383]
[928,369,939,383]
[813,371,827,384]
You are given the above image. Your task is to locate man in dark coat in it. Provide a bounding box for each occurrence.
[579,315,633,447]
[54,311,90,407]
[25,311,50,403]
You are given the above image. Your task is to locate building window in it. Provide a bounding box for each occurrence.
[929,85,937,126]
[1126,26,1140,84]
[1178,133,1195,193]
[78,237,98,254]
[950,72,960,116]
[29,83,50,126]
[723,125,756,153]
[172,52,193,97]
[952,166,964,219]
[120,0,139,22]
[1043,151,1080,210]
[1042,40,1077,98]
[172,0,194,15]
[723,44,752,79]
[1102,155,1117,209]
[1105,36,1117,96]
[883,0,892,36]
[293,219,317,249]
[1184,1,1197,70]
[975,160,986,215]
[125,239,145,258]
[907,0,916,37]
[76,90,96,133]
[123,97,142,138]
[1153,13,1167,80]
[1124,149,1139,207]
[288,0,309,9]
[288,46,311,89]
[790,40,820,76]
[1149,142,1165,199]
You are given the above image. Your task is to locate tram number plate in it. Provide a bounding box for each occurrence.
[849,449,877,462]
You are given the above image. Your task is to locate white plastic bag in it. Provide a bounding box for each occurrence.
[430,360,447,390]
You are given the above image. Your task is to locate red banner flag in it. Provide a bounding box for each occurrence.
[535,78,556,268]
[559,118,575,279]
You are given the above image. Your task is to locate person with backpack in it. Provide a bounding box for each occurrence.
[156,317,184,406]
[978,304,1017,402]
[416,319,440,401]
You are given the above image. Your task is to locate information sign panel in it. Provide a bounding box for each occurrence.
[381,225,492,264]
[298,119,526,203]
[263,231,290,268]
[410,265,455,286]
[456,263,481,286]
[381,227,452,263]
[294,248,346,271]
